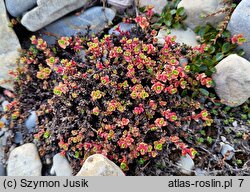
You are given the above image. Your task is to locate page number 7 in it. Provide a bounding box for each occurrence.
[238,179,244,187]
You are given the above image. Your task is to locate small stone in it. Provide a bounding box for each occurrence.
[220,143,235,160]
[21,0,92,31]
[212,54,250,107]
[1,101,9,112]
[0,163,6,176]
[76,154,125,176]
[25,111,37,133]
[40,7,116,45]
[232,121,238,127]
[0,0,21,90]
[109,22,136,36]
[156,28,199,47]
[178,0,226,30]
[227,0,250,60]
[14,132,23,144]
[178,154,194,174]
[195,168,207,176]
[138,0,168,14]
[220,136,227,142]
[50,153,73,176]
[7,143,42,176]
[5,0,37,17]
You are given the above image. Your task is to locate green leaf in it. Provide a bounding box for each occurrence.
[172,22,181,29]
[176,7,185,16]
[164,20,172,27]
[170,9,177,15]
[236,49,245,56]
[215,53,224,62]
[199,88,209,97]
[222,42,232,53]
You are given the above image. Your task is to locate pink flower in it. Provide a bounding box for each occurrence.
[136,142,149,155]
[231,34,246,45]
[154,118,167,127]
[151,81,165,94]
[134,16,149,29]
[121,118,130,126]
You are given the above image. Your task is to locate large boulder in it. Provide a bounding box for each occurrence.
[0,0,21,90]
[138,0,168,14]
[40,7,116,44]
[21,0,91,31]
[212,54,250,107]
[7,143,42,176]
[156,28,199,47]
[227,0,250,60]
[5,0,37,17]
[76,154,125,176]
[177,0,226,30]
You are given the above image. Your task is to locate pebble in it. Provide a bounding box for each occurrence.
[24,111,37,133]
[5,0,37,17]
[0,0,21,90]
[50,153,73,176]
[157,28,199,47]
[227,0,250,60]
[178,154,195,174]
[76,154,125,176]
[40,7,116,45]
[220,142,235,160]
[178,0,226,29]
[212,54,250,107]
[21,0,91,31]
[7,143,42,176]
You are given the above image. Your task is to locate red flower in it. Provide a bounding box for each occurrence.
[136,143,149,155]
[134,16,149,29]
[151,81,165,94]
[231,34,246,45]
[154,118,167,127]
[121,118,130,126]
[169,136,179,143]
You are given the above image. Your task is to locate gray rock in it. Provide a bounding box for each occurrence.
[227,0,250,60]
[178,0,226,30]
[40,7,116,44]
[220,142,235,160]
[212,54,250,107]
[107,0,133,8]
[76,154,125,176]
[25,111,37,133]
[109,22,136,36]
[0,0,21,90]
[21,0,91,31]
[50,153,73,176]
[138,0,168,14]
[7,143,42,176]
[157,28,199,47]
[0,164,6,176]
[14,132,23,144]
[0,128,10,146]
[0,146,6,176]
[1,101,9,112]
[195,168,207,176]
[5,0,37,17]
[178,154,195,174]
